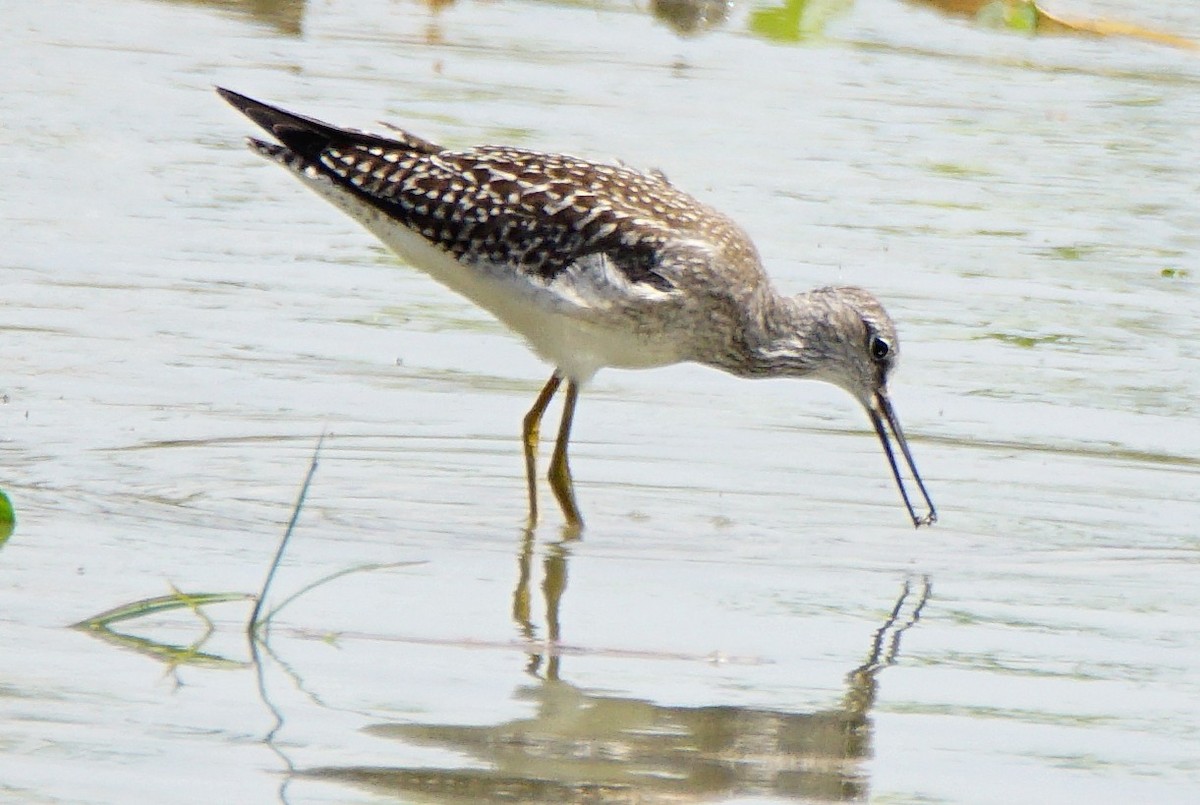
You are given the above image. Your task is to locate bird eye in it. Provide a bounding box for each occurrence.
[870,336,891,361]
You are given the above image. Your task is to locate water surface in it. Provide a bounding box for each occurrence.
[1,0,1198,802]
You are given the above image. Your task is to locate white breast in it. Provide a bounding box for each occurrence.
[302,173,684,382]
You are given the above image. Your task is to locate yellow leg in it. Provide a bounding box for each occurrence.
[512,527,536,640]
[541,541,569,680]
[548,379,583,531]
[522,373,563,527]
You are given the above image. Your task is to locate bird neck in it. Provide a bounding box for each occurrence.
[710,287,830,379]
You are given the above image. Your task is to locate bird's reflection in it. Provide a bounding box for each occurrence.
[301,542,932,803]
[512,526,571,680]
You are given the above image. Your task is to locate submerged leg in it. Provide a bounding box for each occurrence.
[548,380,583,531]
[522,373,564,526]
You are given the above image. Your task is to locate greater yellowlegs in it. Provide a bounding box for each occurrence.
[218,88,937,529]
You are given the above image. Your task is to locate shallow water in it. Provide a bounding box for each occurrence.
[2,0,1198,802]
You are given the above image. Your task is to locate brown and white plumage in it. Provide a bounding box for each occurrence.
[218,88,936,529]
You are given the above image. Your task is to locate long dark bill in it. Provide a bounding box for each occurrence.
[867,393,937,528]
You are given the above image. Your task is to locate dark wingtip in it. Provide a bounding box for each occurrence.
[215,86,261,117]
[216,87,294,132]
[215,87,338,160]
[217,88,445,159]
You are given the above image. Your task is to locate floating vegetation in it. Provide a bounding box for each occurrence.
[1045,245,1098,262]
[975,0,1038,33]
[0,488,13,547]
[74,590,255,630]
[80,623,250,670]
[71,433,427,670]
[984,332,1072,349]
[73,435,326,664]
[72,588,254,669]
[910,1,1199,49]
[748,0,852,43]
[928,162,995,180]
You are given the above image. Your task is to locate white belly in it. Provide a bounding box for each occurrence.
[308,178,683,381]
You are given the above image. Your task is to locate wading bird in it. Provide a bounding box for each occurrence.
[218,88,937,530]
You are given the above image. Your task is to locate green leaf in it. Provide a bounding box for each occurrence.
[0,488,13,547]
[73,591,254,630]
[976,1,1038,33]
[749,0,852,44]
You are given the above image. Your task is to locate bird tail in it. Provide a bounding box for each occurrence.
[215,87,442,160]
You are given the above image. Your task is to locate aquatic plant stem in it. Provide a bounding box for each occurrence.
[248,432,325,635]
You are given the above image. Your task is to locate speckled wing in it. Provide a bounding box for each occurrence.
[216,88,740,294]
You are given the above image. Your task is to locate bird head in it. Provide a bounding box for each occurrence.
[786,286,937,528]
